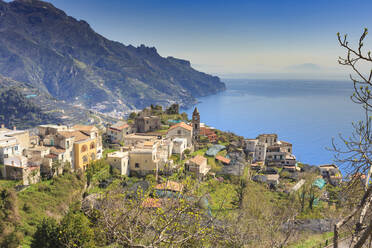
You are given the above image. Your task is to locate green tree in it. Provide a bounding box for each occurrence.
[31,218,59,248]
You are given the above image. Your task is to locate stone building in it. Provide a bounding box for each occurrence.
[134,110,161,133]
[185,155,210,179]
[257,134,278,146]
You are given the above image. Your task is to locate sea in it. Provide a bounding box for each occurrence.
[184,79,363,168]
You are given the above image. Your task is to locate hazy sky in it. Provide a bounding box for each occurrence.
[46,0,372,78]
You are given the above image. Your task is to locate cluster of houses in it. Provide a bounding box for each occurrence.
[0,124,102,185]
[106,108,211,179]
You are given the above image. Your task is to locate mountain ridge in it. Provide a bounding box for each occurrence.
[0,0,225,113]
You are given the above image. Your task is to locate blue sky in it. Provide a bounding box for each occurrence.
[46,0,372,79]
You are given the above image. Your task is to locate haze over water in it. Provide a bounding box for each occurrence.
[185,79,362,167]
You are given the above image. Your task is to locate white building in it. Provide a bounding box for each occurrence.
[107,151,129,176]
[166,122,193,148]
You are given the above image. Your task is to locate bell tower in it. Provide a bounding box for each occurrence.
[192,107,200,144]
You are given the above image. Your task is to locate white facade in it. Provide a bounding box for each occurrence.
[172,138,187,155]
[166,125,192,147]
[107,151,129,176]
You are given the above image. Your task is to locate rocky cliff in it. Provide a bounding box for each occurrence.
[0,0,225,112]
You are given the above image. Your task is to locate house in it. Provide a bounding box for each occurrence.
[107,151,129,176]
[266,141,296,167]
[244,139,267,162]
[172,138,187,156]
[185,155,210,178]
[319,164,342,184]
[73,125,103,159]
[166,122,193,147]
[250,161,264,171]
[107,121,131,144]
[252,174,280,187]
[3,156,40,185]
[200,127,217,143]
[73,132,99,171]
[128,141,160,176]
[0,126,30,163]
[215,155,231,165]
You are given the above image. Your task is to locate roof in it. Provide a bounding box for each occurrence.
[155,181,184,192]
[319,164,339,169]
[205,145,226,157]
[109,121,129,131]
[59,131,89,142]
[50,147,66,154]
[313,178,326,189]
[107,151,128,158]
[215,155,231,164]
[142,198,162,208]
[73,125,97,133]
[189,155,207,166]
[168,122,192,132]
[45,154,57,159]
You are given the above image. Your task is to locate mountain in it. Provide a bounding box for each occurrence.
[0,0,225,113]
[0,86,59,129]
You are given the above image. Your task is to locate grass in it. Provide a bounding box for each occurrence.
[103,148,118,158]
[17,173,86,246]
[0,179,22,188]
[288,232,334,248]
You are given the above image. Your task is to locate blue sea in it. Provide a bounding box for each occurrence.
[185,79,362,167]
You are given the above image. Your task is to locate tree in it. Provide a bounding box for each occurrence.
[31,218,59,248]
[332,28,372,248]
[166,103,180,115]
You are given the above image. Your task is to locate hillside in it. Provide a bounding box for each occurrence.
[0,0,225,113]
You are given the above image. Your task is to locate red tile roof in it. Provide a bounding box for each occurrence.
[189,155,207,166]
[168,122,192,132]
[155,181,184,192]
[215,155,230,164]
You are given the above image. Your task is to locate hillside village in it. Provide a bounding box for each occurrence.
[0,103,353,247]
[0,104,342,189]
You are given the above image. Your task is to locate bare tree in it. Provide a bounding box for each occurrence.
[332,28,372,248]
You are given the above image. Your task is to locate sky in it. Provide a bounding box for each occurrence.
[44,0,372,79]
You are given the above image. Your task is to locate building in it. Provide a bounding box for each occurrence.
[73,133,99,171]
[319,164,342,184]
[3,156,40,185]
[123,133,157,147]
[252,174,280,187]
[166,122,193,148]
[73,125,103,159]
[107,121,131,144]
[185,155,210,179]
[172,138,188,156]
[0,126,30,163]
[107,151,129,176]
[134,110,161,133]
[128,141,160,176]
[192,108,200,144]
[244,139,267,162]
[200,127,217,143]
[257,134,278,146]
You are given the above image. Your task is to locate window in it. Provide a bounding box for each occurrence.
[62,154,64,160]
[177,130,181,135]
[81,145,87,152]
[66,141,70,149]
[90,142,95,150]
[135,163,140,168]
[288,148,291,153]
[91,153,95,161]
[14,146,18,151]
[82,155,88,163]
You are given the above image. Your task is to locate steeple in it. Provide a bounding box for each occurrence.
[192,107,200,144]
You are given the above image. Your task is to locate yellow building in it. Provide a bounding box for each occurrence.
[73,136,97,171]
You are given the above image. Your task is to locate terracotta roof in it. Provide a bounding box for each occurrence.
[215,155,231,164]
[109,121,129,131]
[142,198,162,208]
[50,147,66,154]
[73,125,97,133]
[189,155,207,166]
[45,154,57,159]
[155,181,184,192]
[59,131,89,142]
[168,122,192,132]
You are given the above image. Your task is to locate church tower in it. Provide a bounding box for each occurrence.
[192,107,200,144]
